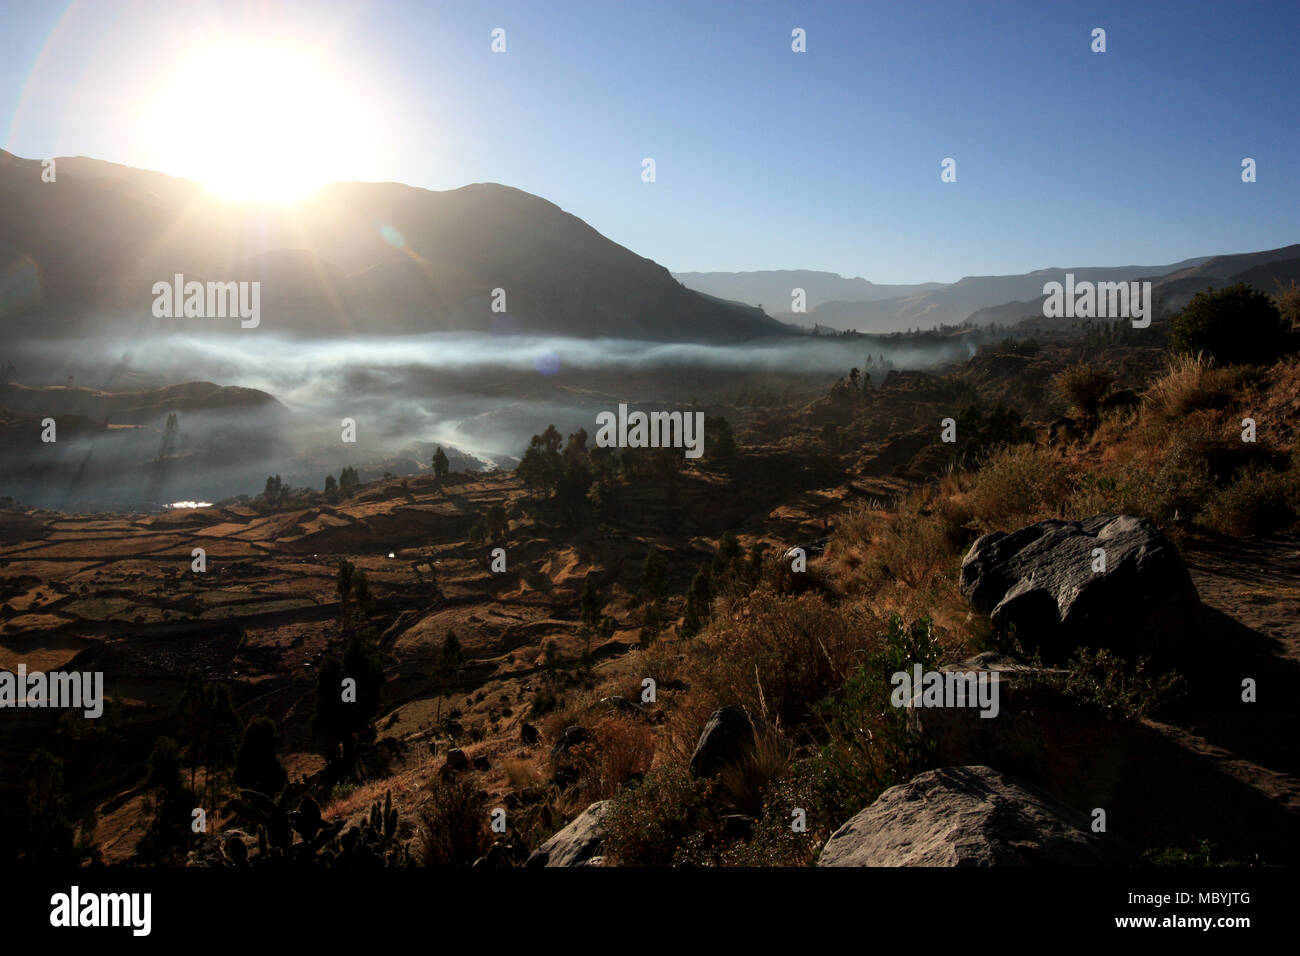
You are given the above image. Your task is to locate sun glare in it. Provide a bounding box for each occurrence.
[144,41,370,203]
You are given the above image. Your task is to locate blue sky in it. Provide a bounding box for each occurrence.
[2,0,1297,283]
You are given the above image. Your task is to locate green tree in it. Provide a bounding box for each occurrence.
[703,415,737,460]
[641,547,669,600]
[681,567,713,638]
[1170,283,1291,365]
[433,445,449,479]
[580,578,603,629]
[22,748,75,864]
[233,717,288,797]
[313,635,387,766]
[136,736,193,865]
[430,630,464,720]
[485,503,508,542]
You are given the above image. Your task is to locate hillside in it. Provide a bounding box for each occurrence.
[0,151,786,343]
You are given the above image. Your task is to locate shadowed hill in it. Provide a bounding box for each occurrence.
[0,151,788,343]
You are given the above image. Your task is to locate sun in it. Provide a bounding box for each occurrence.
[144,41,369,203]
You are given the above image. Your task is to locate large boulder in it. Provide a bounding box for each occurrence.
[959,514,1200,663]
[688,706,767,778]
[818,765,1132,866]
[524,800,609,867]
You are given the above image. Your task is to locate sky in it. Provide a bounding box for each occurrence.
[1,0,1297,284]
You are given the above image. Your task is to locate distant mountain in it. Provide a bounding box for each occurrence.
[0,151,788,343]
[967,244,1300,326]
[671,270,945,312]
[744,258,1217,333]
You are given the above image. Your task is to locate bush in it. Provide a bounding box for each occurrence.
[1204,462,1299,536]
[1053,362,1115,420]
[415,774,489,866]
[806,616,939,824]
[695,591,870,726]
[603,765,715,866]
[1169,283,1292,366]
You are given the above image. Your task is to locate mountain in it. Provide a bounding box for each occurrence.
[671,270,946,312]
[677,258,1217,333]
[967,243,1300,326]
[0,151,789,343]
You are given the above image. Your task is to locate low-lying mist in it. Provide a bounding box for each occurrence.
[1,329,979,511]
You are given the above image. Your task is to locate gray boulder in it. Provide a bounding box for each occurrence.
[689,706,766,778]
[524,800,610,867]
[959,514,1199,663]
[818,765,1132,866]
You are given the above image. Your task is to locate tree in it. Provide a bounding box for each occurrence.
[22,748,75,864]
[430,631,464,720]
[641,547,669,600]
[336,558,356,625]
[580,578,603,629]
[338,466,360,494]
[233,717,288,797]
[484,503,508,542]
[432,445,449,479]
[136,736,192,864]
[324,474,338,498]
[703,415,736,460]
[517,425,563,494]
[262,475,284,506]
[311,635,385,767]
[1170,283,1292,365]
[681,567,713,638]
[175,668,242,810]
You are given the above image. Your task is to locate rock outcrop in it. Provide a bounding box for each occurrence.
[818,765,1132,866]
[688,706,766,778]
[959,514,1200,663]
[524,800,609,867]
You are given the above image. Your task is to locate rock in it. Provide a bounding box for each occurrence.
[524,800,610,867]
[688,706,767,778]
[818,766,1133,866]
[959,514,1200,663]
[472,753,491,771]
[551,725,591,760]
[442,748,469,774]
[520,722,540,745]
[426,739,438,757]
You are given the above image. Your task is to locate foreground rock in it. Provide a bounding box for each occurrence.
[818,765,1132,866]
[959,514,1200,663]
[524,800,609,867]
[689,706,769,778]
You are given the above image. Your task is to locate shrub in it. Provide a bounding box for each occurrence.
[694,591,870,726]
[1169,283,1291,366]
[1203,462,1299,536]
[806,616,939,824]
[966,444,1074,531]
[415,774,489,866]
[1053,362,1115,420]
[1141,353,1241,422]
[603,765,715,866]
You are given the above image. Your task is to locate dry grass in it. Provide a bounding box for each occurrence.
[693,590,877,727]
[1141,353,1241,422]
